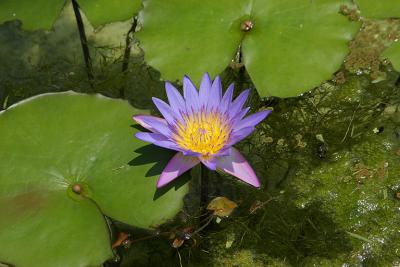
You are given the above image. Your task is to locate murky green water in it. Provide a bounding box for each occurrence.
[1,4,399,267]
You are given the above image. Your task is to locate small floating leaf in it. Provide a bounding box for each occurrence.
[383,41,400,71]
[207,197,238,217]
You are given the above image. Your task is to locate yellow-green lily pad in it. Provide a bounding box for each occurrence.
[383,41,400,71]
[0,0,65,30]
[78,0,142,28]
[0,0,141,30]
[356,0,400,19]
[137,0,359,97]
[0,92,189,267]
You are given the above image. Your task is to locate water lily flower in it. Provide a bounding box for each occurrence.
[133,74,271,188]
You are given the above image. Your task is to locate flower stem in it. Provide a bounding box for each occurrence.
[200,164,209,207]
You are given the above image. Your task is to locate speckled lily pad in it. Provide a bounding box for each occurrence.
[0,92,189,267]
[356,0,400,19]
[137,0,359,97]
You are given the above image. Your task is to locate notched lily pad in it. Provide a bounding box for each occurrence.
[137,0,359,97]
[0,92,189,267]
[137,0,249,84]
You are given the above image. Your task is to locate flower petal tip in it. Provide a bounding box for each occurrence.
[250,178,261,188]
[156,177,167,188]
[132,114,140,122]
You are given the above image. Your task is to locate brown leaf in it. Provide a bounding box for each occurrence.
[172,238,184,248]
[207,197,238,217]
[112,232,130,249]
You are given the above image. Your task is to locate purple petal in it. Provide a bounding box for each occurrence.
[200,157,217,170]
[165,82,186,114]
[135,132,167,143]
[133,115,168,133]
[182,150,201,157]
[135,132,180,151]
[219,83,234,113]
[183,75,200,113]
[216,147,260,187]
[231,107,250,125]
[157,152,200,188]
[207,76,222,110]
[133,115,172,136]
[226,126,255,146]
[234,110,272,131]
[214,148,232,157]
[199,73,212,108]
[229,89,250,118]
[152,97,182,124]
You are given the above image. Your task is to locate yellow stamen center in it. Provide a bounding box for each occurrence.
[174,111,231,156]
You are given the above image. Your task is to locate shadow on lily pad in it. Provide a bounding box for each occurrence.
[129,144,190,201]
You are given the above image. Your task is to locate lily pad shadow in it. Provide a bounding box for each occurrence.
[129,144,190,201]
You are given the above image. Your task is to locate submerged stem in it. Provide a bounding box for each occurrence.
[120,17,138,98]
[71,0,94,89]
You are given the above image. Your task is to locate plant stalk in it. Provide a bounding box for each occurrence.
[200,164,209,207]
[71,0,94,89]
[120,17,138,98]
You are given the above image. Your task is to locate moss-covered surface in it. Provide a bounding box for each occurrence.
[0,5,399,267]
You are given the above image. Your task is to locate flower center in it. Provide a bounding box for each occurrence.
[174,111,231,156]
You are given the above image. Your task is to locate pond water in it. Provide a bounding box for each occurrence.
[0,2,399,267]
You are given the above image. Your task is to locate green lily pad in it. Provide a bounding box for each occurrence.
[0,192,112,267]
[0,92,189,266]
[79,0,141,28]
[356,0,400,19]
[0,0,141,30]
[383,41,400,71]
[137,0,249,84]
[137,0,359,97]
[243,0,359,97]
[0,0,65,30]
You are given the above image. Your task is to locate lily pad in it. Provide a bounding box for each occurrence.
[383,41,400,71]
[0,0,65,30]
[0,0,141,30]
[356,0,400,19]
[137,0,248,84]
[78,0,141,28]
[0,192,112,267]
[0,92,189,266]
[137,0,359,97]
